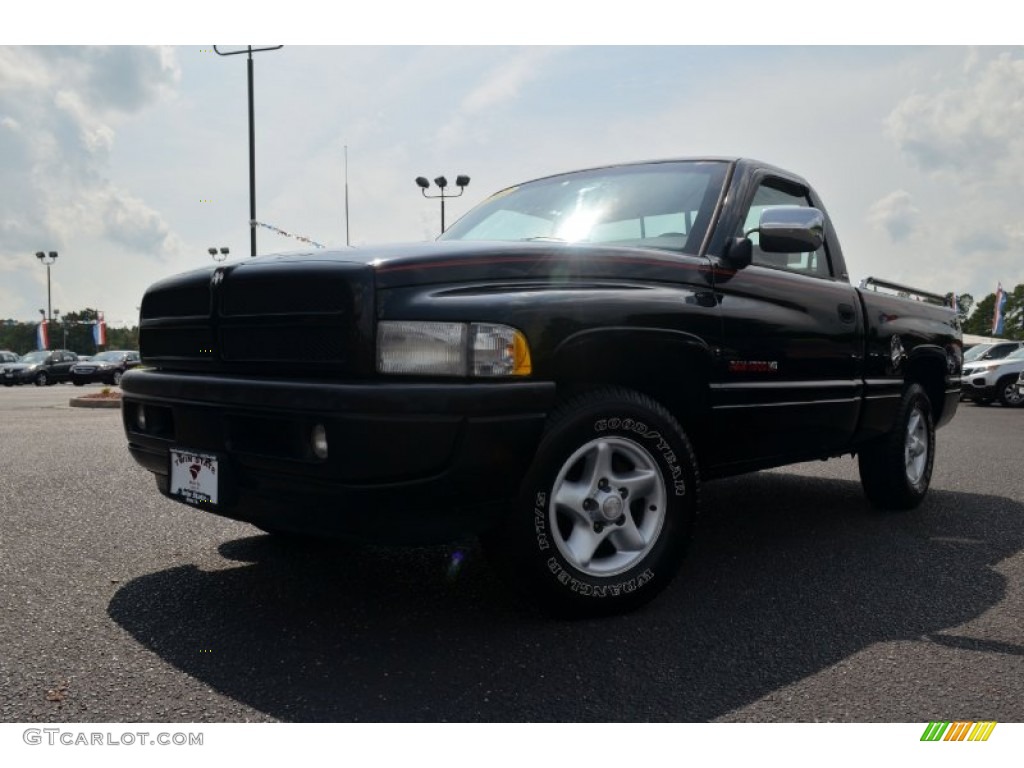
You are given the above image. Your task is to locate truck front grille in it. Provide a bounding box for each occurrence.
[138,257,374,377]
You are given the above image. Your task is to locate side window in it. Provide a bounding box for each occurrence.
[740,180,831,278]
[989,344,1015,359]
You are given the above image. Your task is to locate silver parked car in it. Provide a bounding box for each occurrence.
[961,346,1024,407]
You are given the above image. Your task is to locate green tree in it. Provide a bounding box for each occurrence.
[0,321,39,355]
[106,325,139,350]
[962,283,1024,340]
[945,292,974,322]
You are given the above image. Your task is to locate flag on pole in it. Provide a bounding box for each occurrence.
[36,320,49,350]
[992,283,1007,335]
[92,311,107,347]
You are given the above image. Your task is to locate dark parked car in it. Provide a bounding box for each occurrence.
[0,350,18,364]
[70,350,141,386]
[2,350,79,386]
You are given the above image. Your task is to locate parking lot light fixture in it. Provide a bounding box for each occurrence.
[415,174,470,235]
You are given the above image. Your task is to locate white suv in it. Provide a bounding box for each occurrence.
[962,345,1024,406]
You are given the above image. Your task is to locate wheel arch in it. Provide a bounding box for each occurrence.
[905,346,948,424]
[549,328,714,452]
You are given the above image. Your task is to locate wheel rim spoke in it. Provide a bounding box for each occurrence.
[614,468,659,499]
[581,441,614,489]
[565,522,604,568]
[609,515,646,552]
[552,481,593,524]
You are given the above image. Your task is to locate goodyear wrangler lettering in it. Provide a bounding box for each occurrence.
[547,557,653,597]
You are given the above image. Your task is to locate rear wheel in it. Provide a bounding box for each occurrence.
[484,387,699,617]
[997,376,1024,407]
[858,383,935,510]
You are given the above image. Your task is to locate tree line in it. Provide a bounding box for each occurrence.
[0,308,138,355]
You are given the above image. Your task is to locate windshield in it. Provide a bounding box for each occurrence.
[92,351,125,362]
[963,345,993,362]
[441,161,729,254]
[19,351,48,363]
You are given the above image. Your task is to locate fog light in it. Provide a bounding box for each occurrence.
[312,423,328,459]
[136,404,148,431]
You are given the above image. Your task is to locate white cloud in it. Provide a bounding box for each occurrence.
[885,51,1024,183]
[867,190,919,242]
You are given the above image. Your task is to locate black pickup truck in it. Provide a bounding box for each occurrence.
[121,158,961,616]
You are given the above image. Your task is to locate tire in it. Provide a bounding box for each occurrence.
[858,383,935,510]
[34,371,48,386]
[996,376,1024,407]
[484,387,699,618]
[112,371,122,386]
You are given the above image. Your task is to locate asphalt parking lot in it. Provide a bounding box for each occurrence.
[1,385,1022,722]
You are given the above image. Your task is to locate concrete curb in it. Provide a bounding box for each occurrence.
[69,396,122,409]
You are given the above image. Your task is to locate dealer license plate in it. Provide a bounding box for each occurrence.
[169,449,220,507]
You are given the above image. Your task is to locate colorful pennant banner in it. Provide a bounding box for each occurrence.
[251,220,326,249]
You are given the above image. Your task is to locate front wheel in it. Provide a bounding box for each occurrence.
[858,383,935,510]
[34,372,48,386]
[111,371,123,386]
[997,376,1024,407]
[484,388,699,617]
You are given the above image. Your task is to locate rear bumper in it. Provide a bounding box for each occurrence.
[120,369,555,542]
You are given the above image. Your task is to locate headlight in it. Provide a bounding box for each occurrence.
[377,321,532,377]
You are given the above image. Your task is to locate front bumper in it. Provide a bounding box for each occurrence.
[960,372,997,399]
[121,369,556,542]
[2,368,33,384]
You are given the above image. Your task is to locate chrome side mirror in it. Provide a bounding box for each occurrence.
[754,206,824,253]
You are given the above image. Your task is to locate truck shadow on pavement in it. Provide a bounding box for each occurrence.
[108,471,1024,722]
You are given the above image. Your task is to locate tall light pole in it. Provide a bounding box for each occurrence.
[415,175,470,235]
[35,251,58,321]
[214,45,283,258]
[208,246,230,262]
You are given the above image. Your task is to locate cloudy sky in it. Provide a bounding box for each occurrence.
[2,36,1022,328]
